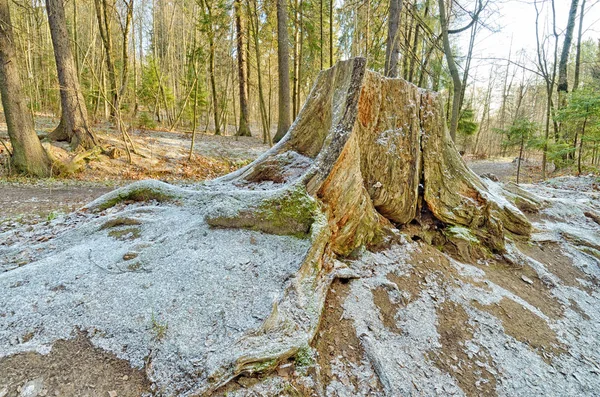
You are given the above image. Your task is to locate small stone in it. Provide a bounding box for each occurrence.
[521,275,534,285]
[19,378,44,397]
[122,375,129,381]
[108,391,118,397]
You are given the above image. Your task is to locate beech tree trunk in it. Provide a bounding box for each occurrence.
[0,0,52,176]
[274,0,291,142]
[46,0,98,150]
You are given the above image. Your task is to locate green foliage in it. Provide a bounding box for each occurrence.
[457,108,478,136]
[138,57,174,112]
[557,88,600,125]
[137,112,158,130]
[501,118,538,150]
[295,345,315,368]
[46,211,59,221]
[151,312,168,341]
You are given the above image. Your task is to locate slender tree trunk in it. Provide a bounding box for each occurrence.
[320,0,323,69]
[578,115,587,175]
[517,131,525,184]
[573,0,586,91]
[119,0,133,103]
[329,0,333,67]
[273,0,291,142]
[438,0,460,142]
[46,0,98,150]
[292,0,300,118]
[0,0,51,176]
[557,0,580,103]
[384,0,401,77]
[202,0,220,135]
[235,0,251,137]
[249,0,271,146]
[94,0,118,119]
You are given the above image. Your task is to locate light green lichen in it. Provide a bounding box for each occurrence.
[294,345,315,368]
[445,225,480,244]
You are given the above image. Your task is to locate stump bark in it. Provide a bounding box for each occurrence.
[216,57,531,256]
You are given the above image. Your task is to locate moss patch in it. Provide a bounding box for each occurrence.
[207,186,319,237]
[100,217,142,230]
[108,227,141,241]
[95,187,175,211]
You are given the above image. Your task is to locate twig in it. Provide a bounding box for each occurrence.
[0,138,12,156]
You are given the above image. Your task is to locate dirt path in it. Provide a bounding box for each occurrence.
[0,183,115,228]
[466,157,547,183]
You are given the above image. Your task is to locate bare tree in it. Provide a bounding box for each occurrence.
[438,0,484,142]
[274,0,291,142]
[557,0,580,102]
[384,0,401,77]
[94,0,119,119]
[573,0,587,91]
[234,0,251,137]
[46,0,98,150]
[0,0,51,176]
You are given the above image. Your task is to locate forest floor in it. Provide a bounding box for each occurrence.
[1,121,600,397]
[0,119,269,227]
[0,118,548,227]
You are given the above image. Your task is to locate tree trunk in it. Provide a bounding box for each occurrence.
[578,115,587,175]
[438,0,461,142]
[0,0,51,176]
[94,0,118,119]
[384,0,401,77]
[235,0,251,137]
[46,0,98,150]
[557,0,580,101]
[573,0,586,91]
[273,0,291,142]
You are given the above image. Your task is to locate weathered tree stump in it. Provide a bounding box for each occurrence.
[0,58,538,396]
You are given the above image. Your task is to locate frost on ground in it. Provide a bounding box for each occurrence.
[212,178,600,397]
[0,177,325,396]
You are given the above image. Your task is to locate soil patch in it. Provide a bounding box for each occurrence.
[517,241,599,294]
[312,279,382,394]
[429,301,498,397]
[0,333,151,396]
[474,259,565,320]
[473,297,567,363]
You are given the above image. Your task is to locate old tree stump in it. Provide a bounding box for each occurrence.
[4,58,580,396]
